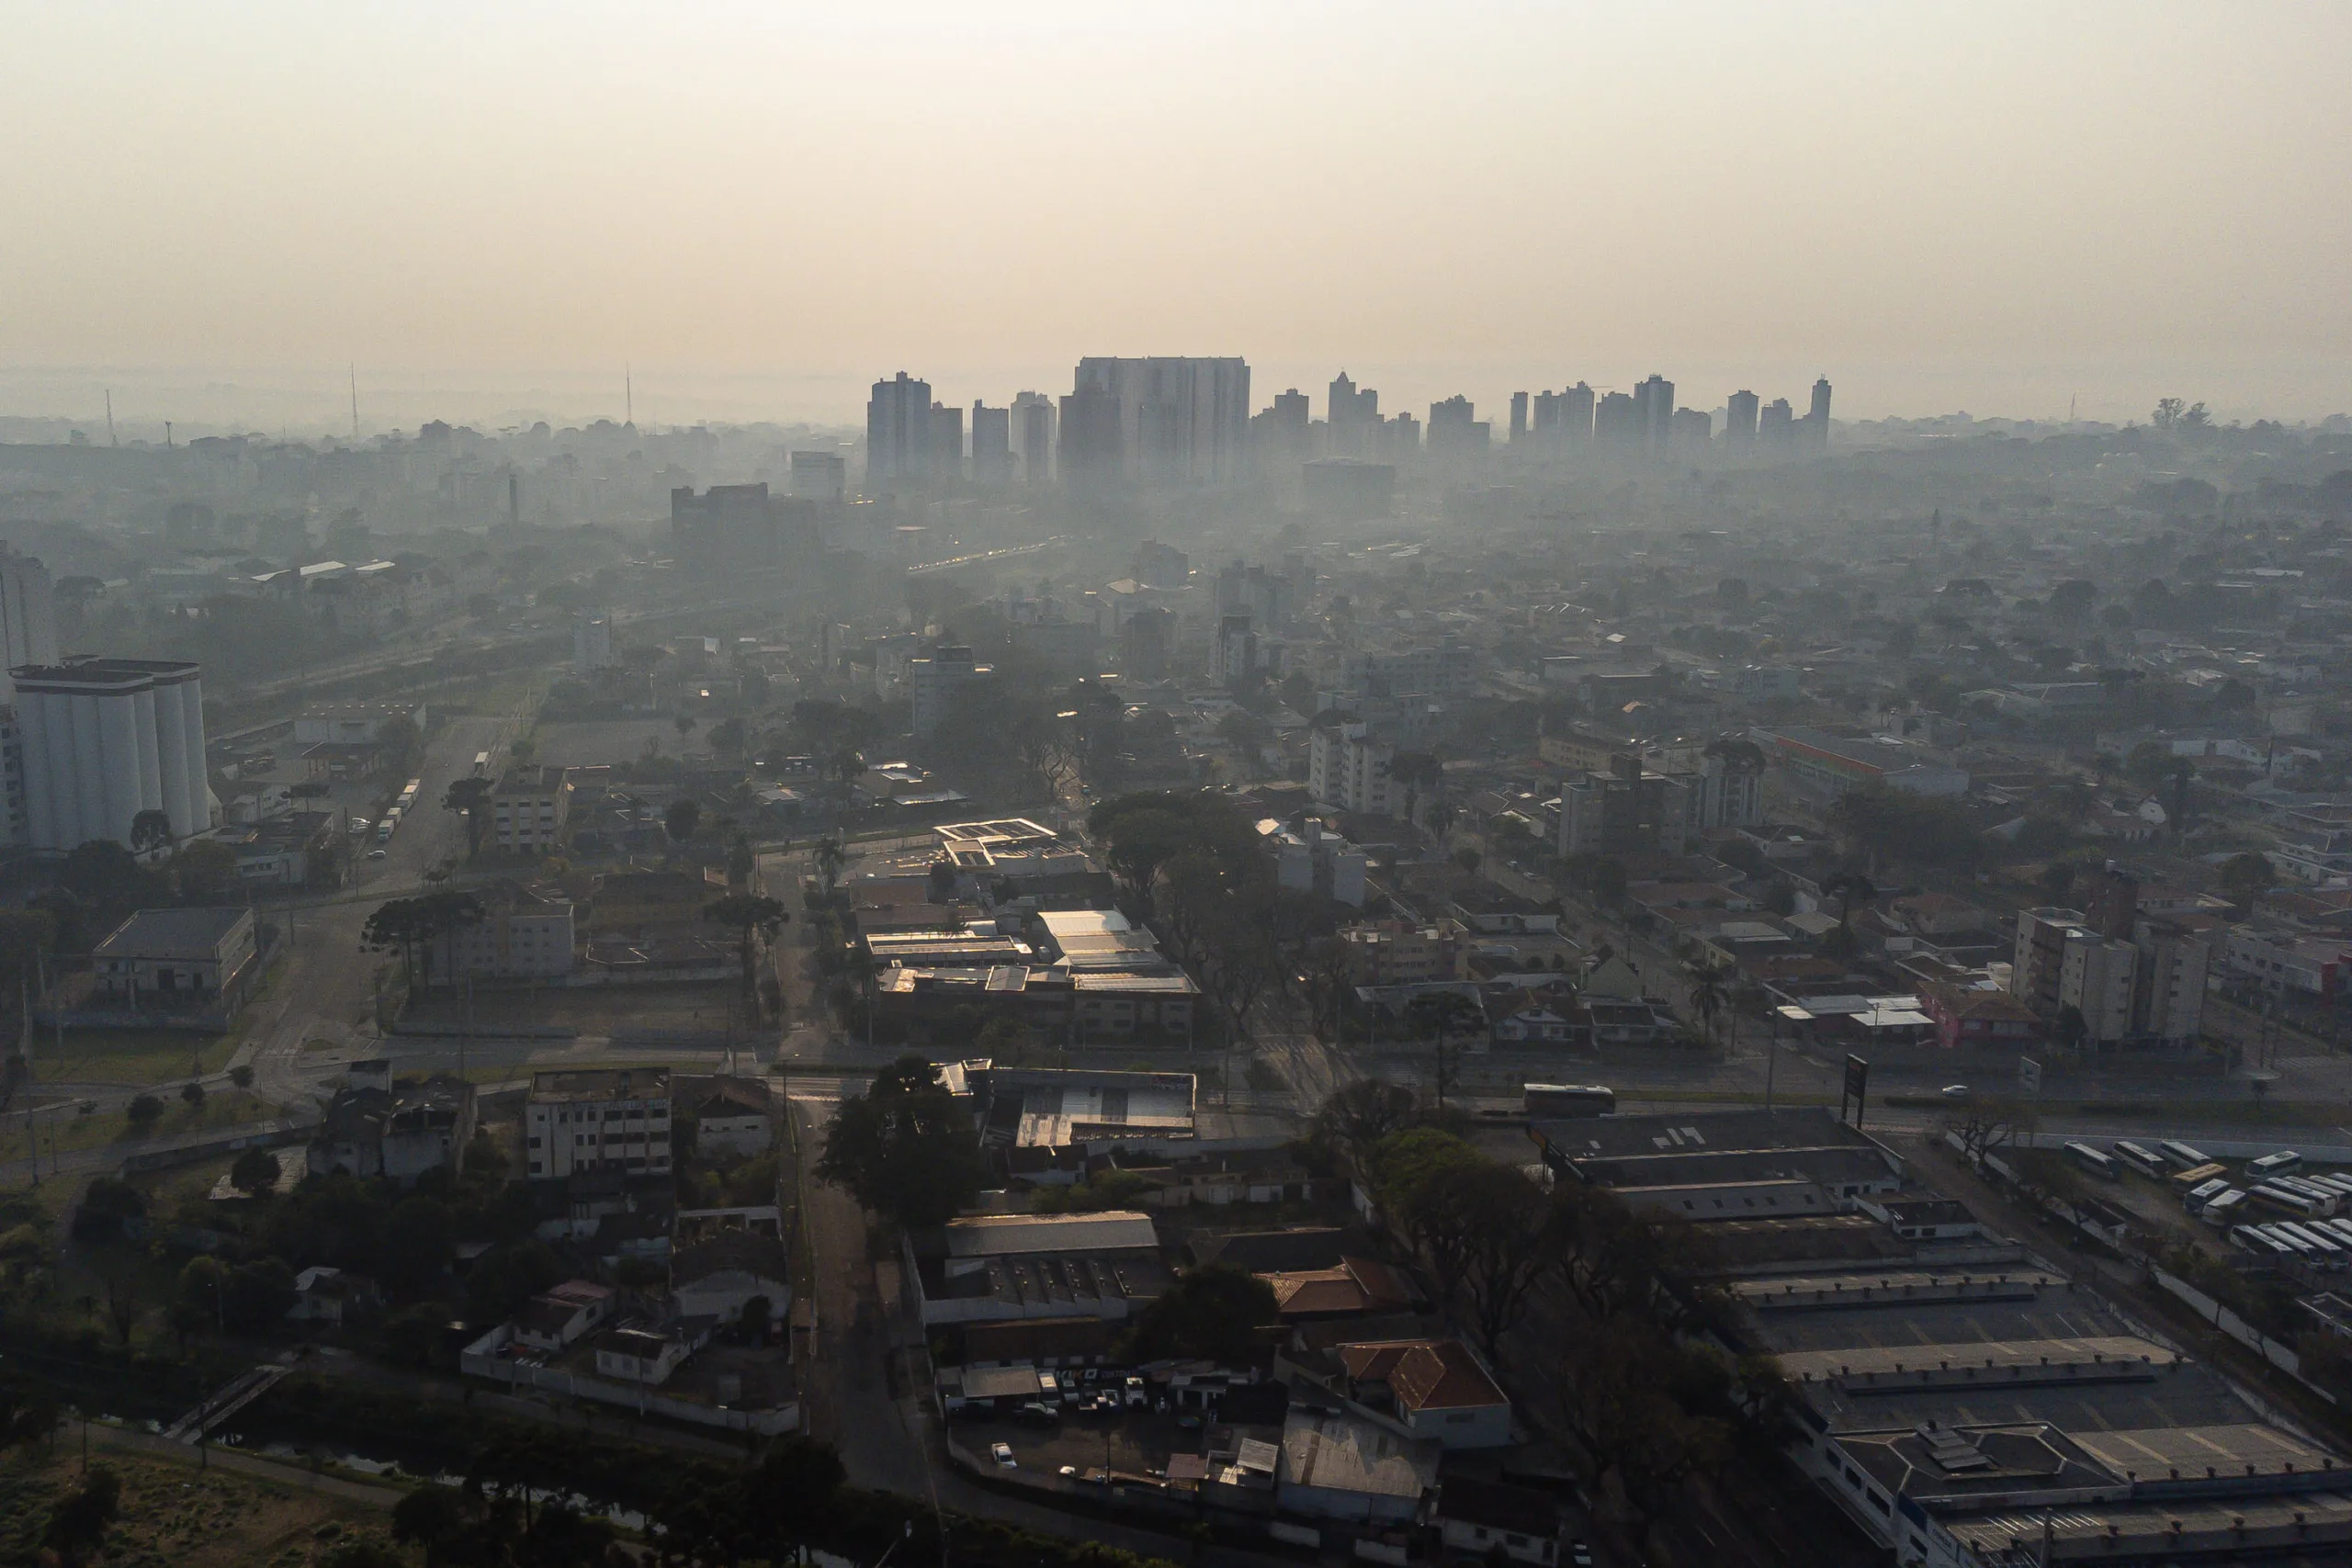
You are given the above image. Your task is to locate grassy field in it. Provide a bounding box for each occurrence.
[31,1029,237,1086]
[0,1089,272,1166]
[0,1448,407,1568]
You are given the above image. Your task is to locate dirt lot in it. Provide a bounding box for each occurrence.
[0,1449,405,1567]
[533,719,707,769]
[401,978,752,1038]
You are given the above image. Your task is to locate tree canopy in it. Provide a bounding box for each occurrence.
[816,1055,989,1230]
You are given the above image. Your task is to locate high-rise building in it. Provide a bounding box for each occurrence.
[16,658,211,852]
[1427,396,1487,458]
[1724,390,1760,447]
[671,484,820,575]
[1594,390,1641,448]
[1633,375,1676,454]
[1253,388,1311,470]
[1379,412,1420,455]
[1806,377,1833,448]
[788,449,846,502]
[1012,391,1057,486]
[1561,382,1595,445]
[572,613,615,673]
[970,402,1012,484]
[929,402,964,480]
[1509,391,1530,446]
[1758,398,1796,451]
[865,372,933,485]
[0,549,58,705]
[1670,407,1713,450]
[1063,357,1251,487]
[910,645,992,740]
[1328,371,1380,458]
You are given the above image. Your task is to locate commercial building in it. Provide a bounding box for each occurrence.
[1260,817,1369,907]
[929,400,964,479]
[1327,371,1380,457]
[906,1210,1170,1326]
[669,484,820,574]
[909,645,993,741]
[15,657,211,852]
[572,613,615,672]
[1724,389,1760,447]
[1530,1108,1903,1222]
[90,906,259,1014]
[292,702,424,747]
[525,1067,673,1181]
[1806,375,1833,446]
[1059,357,1251,487]
[1340,640,1476,700]
[1752,725,1970,799]
[788,449,846,502]
[969,401,1012,483]
[491,766,572,852]
[1426,395,1487,459]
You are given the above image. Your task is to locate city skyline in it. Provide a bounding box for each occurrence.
[2,4,2346,432]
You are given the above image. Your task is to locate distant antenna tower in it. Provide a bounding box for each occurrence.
[626,363,634,425]
[164,420,173,448]
[350,363,359,441]
[104,389,116,446]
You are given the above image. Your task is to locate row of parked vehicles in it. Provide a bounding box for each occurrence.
[2060,1135,2352,1265]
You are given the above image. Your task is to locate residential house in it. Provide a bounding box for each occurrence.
[307,1061,478,1182]
[1333,1337,1514,1449]
[90,907,259,1014]
[512,1280,618,1352]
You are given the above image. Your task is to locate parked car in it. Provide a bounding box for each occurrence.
[1015,1401,1059,1424]
[1569,1543,1594,1568]
[1124,1376,1148,1408]
[1057,1465,1078,1479]
[990,1443,1015,1469]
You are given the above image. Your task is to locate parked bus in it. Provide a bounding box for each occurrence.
[2066,1142,2120,1180]
[2202,1189,2247,1227]
[2184,1178,2232,1214]
[2275,1177,2343,1217]
[2232,1225,2291,1260]
[2261,1225,2318,1262]
[2157,1140,2212,1172]
[2169,1162,2230,1194]
[2278,1223,2346,1266]
[2112,1141,2167,1180]
[2249,1150,2305,1179]
[2306,1173,2352,1201]
[473,750,491,778]
[1524,1084,1615,1119]
[2249,1183,2325,1219]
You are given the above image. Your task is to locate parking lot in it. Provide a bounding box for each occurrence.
[954,1383,1203,1483]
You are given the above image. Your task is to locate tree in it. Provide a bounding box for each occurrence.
[1403,989,1486,1108]
[665,797,703,842]
[229,1146,281,1196]
[231,1064,254,1089]
[168,839,240,903]
[465,1240,563,1325]
[1821,870,1878,942]
[130,807,175,856]
[1128,1264,1278,1364]
[1448,1163,1553,1365]
[361,891,484,997]
[1313,1080,1421,1168]
[181,1079,206,1111]
[42,1462,121,1566]
[1364,1126,1483,1271]
[703,894,788,1008]
[0,1378,60,1453]
[2221,852,2277,903]
[125,1093,164,1132]
[816,1055,989,1230]
[2055,1003,2090,1055]
[443,775,493,856]
[391,1485,472,1568]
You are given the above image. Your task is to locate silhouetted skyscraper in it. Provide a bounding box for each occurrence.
[1012,391,1056,485]
[1759,397,1796,450]
[1594,389,1640,448]
[1329,370,1379,458]
[1562,381,1595,444]
[1427,395,1487,458]
[1633,375,1675,454]
[1066,357,1251,486]
[1724,389,1760,447]
[1509,390,1530,445]
[929,402,964,479]
[971,400,1012,483]
[865,371,932,485]
[1807,376,1833,448]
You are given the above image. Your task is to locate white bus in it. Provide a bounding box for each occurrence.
[2248,1150,2305,1179]
[2275,1177,2343,1217]
[2249,1183,2325,1219]
[1524,1084,1615,1119]
[2157,1140,2211,1172]
[2184,1178,2232,1214]
[2232,1225,2292,1260]
[2066,1142,2120,1180]
[2112,1141,2167,1180]
[2278,1223,2346,1266]
[2202,1189,2247,1227]
[473,750,492,778]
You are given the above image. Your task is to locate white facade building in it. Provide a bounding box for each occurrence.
[525,1067,673,1181]
[572,614,615,672]
[1308,723,1396,817]
[0,548,58,703]
[788,449,846,502]
[910,645,990,741]
[14,658,210,852]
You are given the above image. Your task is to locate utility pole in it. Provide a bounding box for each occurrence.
[104,389,116,446]
[349,364,359,442]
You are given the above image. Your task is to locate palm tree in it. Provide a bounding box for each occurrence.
[702,894,788,1012]
[1684,960,1729,1048]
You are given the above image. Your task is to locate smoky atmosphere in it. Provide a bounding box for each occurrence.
[1,7,2350,1568]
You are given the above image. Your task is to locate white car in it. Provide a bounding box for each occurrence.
[1057,1464,1078,1478]
[368,848,389,860]
[990,1442,1016,1469]
[1940,1084,1972,1101]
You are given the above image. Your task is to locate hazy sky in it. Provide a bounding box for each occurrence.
[3,2,2346,433]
